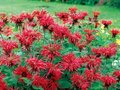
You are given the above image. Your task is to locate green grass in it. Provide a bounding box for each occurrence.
[0,0,120,27]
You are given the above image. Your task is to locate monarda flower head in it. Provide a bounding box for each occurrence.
[26,57,46,71]
[85,69,101,82]
[46,63,62,81]
[0,13,8,24]
[10,14,25,26]
[41,44,61,60]
[101,75,116,88]
[92,43,117,58]
[84,29,95,43]
[0,40,18,55]
[0,54,20,66]
[61,53,82,71]
[86,55,101,70]
[102,20,112,28]
[0,20,5,31]
[113,70,120,82]
[69,6,78,14]
[16,29,41,50]
[0,76,8,90]
[14,66,32,82]
[93,11,100,18]
[53,24,70,40]
[32,75,48,89]
[71,73,90,90]
[38,14,54,30]
[111,29,120,38]
[68,32,82,44]
[25,13,34,22]
[56,12,69,24]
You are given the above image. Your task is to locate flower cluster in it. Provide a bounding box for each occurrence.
[0,7,120,90]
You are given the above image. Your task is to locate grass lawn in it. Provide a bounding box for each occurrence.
[0,0,120,28]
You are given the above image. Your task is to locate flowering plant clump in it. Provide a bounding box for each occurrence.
[0,7,120,90]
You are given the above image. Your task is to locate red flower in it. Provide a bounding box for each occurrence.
[38,14,54,30]
[32,75,48,89]
[68,32,82,44]
[46,80,58,90]
[84,29,95,43]
[14,66,32,82]
[111,29,120,38]
[76,41,87,51]
[25,13,34,22]
[0,40,18,55]
[56,12,69,24]
[0,20,5,30]
[47,63,62,81]
[0,13,8,24]
[26,57,46,71]
[0,76,8,90]
[85,69,101,82]
[0,54,20,66]
[113,70,120,81]
[101,75,116,87]
[93,11,100,17]
[71,73,90,90]
[10,14,24,26]
[86,55,101,70]
[69,6,78,14]
[2,26,13,36]
[78,11,88,20]
[92,43,117,58]
[16,29,41,50]
[33,9,47,19]
[41,44,61,60]
[53,24,70,40]
[61,53,81,71]
[102,20,112,28]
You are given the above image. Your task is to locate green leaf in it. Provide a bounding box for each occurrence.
[89,81,103,90]
[58,78,72,89]
[23,78,31,85]
[32,86,44,90]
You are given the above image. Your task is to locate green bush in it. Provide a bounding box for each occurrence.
[108,0,120,8]
[66,0,99,5]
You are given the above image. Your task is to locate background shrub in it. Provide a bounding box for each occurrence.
[108,0,120,8]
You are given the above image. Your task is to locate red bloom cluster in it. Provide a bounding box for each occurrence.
[0,54,20,66]
[14,66,32,82]
[0,76,8,90]
[11,14,25,26]
[32,75,48,89]
[113,70,120,81]
[84,29,95,43]
[26,57,46,71]
[92,43,117,58]
[86,55,101,71]
[71,73,90,90]
[101,75,116,88]
[102,20,112,28]
[41,44,61,60]
[61,53,81,71]
[111,29,120,38]
[56,12,69,24]
[68,32,82,44]
[69,6,78,14]
[38,14,54,30]
[53,24,70,40]
[0,20,5,30]
[16,29,41,50]
[0,13,8,24]
[0,40,18,55]
[93,11,100,17]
